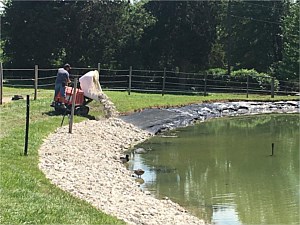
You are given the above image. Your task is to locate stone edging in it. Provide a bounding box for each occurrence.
[121,101,299,134]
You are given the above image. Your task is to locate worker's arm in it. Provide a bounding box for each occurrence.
[65,73,71,84]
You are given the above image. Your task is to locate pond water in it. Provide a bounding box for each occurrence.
[129,114,299,225]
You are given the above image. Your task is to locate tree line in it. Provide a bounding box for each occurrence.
[1,0,299,81]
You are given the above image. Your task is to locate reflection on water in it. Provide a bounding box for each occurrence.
[129,114,300,225]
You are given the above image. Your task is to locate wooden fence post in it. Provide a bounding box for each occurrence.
[128,66,132,95]
[204,73,207,96]
[0,62,3,105]
[69,78,77,134]
[271,77,275,98]
[285,84,287,95]
[162,68,166,96]
[34,65,38,100]
[246,74,249,98]
[97,63,101,75]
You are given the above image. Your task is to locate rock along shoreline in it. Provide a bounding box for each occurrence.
[39,101,299,225]
[121,101,300,134]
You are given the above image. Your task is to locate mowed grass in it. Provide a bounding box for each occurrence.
[0,86,299,224]
[0,88,124,224]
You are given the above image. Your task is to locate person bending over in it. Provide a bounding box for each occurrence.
[52,63,71,108]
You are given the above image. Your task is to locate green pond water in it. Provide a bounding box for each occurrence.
[130,114,299,225]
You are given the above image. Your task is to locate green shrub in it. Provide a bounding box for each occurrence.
[204,68,279,91]
[231,69,279,90]
[205,68,230,82]
[206,68,227,76]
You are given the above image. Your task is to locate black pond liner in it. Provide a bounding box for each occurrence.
[120,101,299,134]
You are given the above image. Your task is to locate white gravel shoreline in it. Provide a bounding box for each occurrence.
[39,118,206,225]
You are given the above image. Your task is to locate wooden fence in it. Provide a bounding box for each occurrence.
[0,62,299,104]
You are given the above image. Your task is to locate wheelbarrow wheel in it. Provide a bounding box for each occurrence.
[54,102,68,115]
[75,106,89,116]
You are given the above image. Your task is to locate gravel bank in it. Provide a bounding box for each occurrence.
[39,118,205,225]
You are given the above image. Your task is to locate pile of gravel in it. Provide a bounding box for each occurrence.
[39,118,205,225]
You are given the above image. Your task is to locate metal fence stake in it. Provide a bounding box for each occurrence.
[24,95,30,156]
[34,65,38,100]
[271,143,274,156]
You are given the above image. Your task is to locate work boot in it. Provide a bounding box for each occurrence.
[60,103,67,109]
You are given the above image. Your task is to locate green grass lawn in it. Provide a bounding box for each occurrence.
[0,89,124,224]
[0,87,299,224]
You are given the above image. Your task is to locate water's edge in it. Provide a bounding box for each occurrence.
[121,102,299,224]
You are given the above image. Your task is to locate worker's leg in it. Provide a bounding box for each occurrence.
[59,85,66,108]
[54,83,60,100]
[51,83,60,106]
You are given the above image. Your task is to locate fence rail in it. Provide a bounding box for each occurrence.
[0,62,299,104]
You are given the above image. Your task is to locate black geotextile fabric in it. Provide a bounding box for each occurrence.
[120,101,299,134]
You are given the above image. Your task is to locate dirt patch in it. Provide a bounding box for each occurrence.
[1,97,13,104]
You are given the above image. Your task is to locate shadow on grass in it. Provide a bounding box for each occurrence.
[42,110,96,120]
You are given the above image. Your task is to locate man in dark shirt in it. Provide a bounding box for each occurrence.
[52,63,71,107]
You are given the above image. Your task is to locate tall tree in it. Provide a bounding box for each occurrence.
[61,0,129,67]
[228,0,285,72]
[2,1,67,68]
[115,0,156,68]
[64,0,155,68]
[1,0,154,69]
[276,1,299,80]
[140,1,217,71]
[207,0,228,69]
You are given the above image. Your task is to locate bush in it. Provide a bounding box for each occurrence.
[205,68,279,91]
[231,69,279,91]
[205,68,230,82]
[206,68,227,76]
